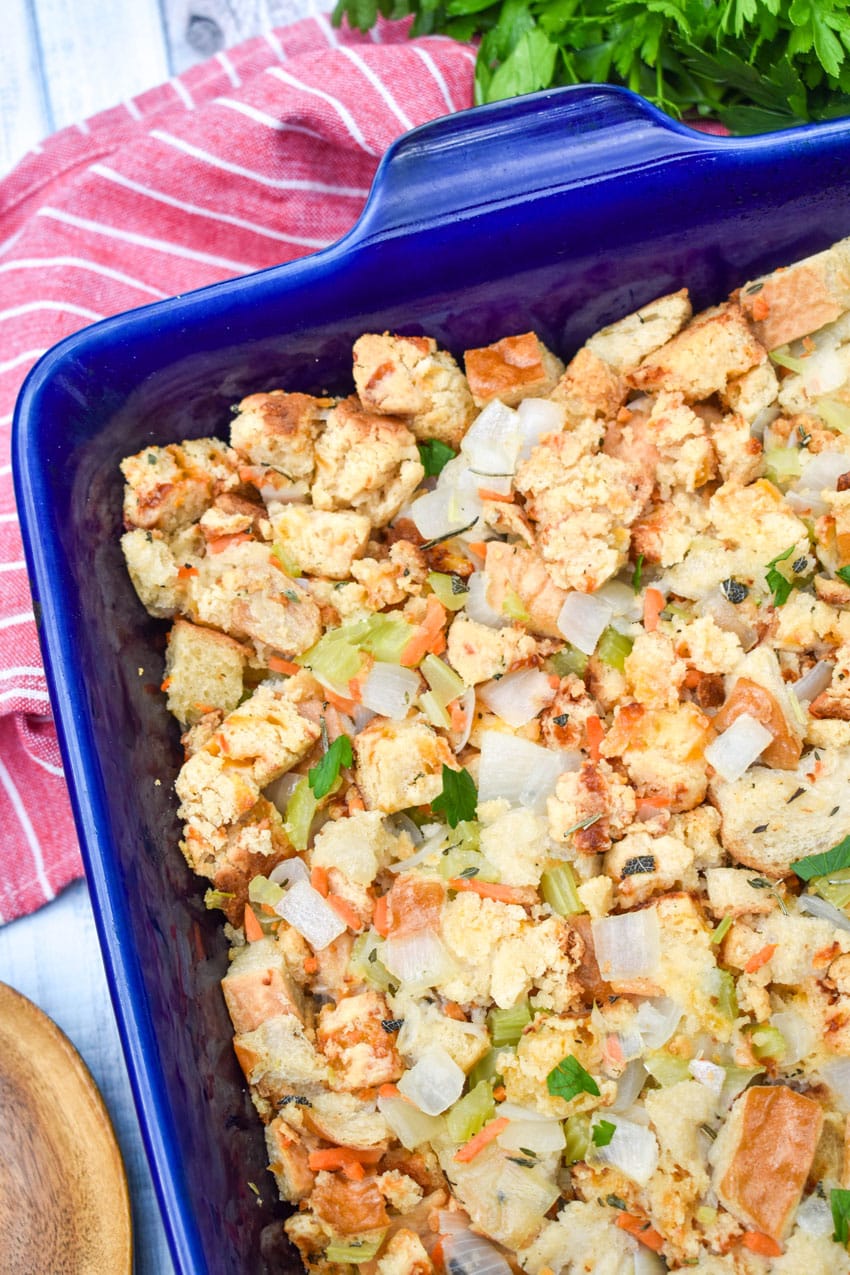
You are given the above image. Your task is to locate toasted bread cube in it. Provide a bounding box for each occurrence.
[234,1013,329,1102]
[268,503,371,580]
[310,1173,390,1235]
[353,333,475,448]
[230,390,333,481]
[296,1091,390,1149]
[585,288,692,373]
[628,302,765,401]
[265,1117,315,1203]
[739,238,850,350]
[464,332,564,408]
[222,935,304,1034]
[551,346,627,421]
[164,618,248,727]
[121,528,184,618]
[704,868,777,918]
[317,991,403,1091]
[712,1086,823,1241]
[121,438,238,534]
[720,359,779,422]
[354,718,456,814]
[376,1229,433,1275]
[446,613,539,686]
[312,396,424,528]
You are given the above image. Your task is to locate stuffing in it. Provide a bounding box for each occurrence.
[575,874,613,918]
[773,1229,850,1275]
[392,994,489,1073]
[293,1091,390,1149]
[624,630,687,708]
[463,331,564,408]
[482,541,568,638]
[814,571,850,608]
[630,489,711,566]
[375,1228,432,1275]
[709,478,809,566]
[268,502,371,580]
[265,1117,315,1202]
[498,1013,612,1117]
[222,934,304,1033]
[645,1079,715,1187]
[709,747,850,877]
[354,718,455,814]
[720,359,779,423]
[121,438,239,534]
[518,1200,639,1275]
[182,797,290,911]
[772,589,850,651]
[668,803,725,869]
[233,1013,330,1101]
[672,615,744,676]
[547,758,637,855]
[602,701,712,813]
[120,527,185,617]
[352,333,475,448]
[646,390,717,496]
[604,829,695,905]
[808,640,850,718]
[585,288,693,373]
[738,237,850,350]
[163,618,248,726]
[711,411,765,485]
[317,991,403,1092]
[539,675,600,751]
[349,541,427,609]
[310,1171,390,1235]
[446,612,540,684]
[198,492,269,544]
[311,396,425,527]
[704,868,779,918]
[628,302,766,402]
[653,893,730,1037]
[230,390,333,481]
[310,811,402,887]
[549,346,627,422]
[478,801,551,886]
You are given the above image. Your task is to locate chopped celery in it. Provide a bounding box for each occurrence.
[711,915,733,945]
[427,571,469,612]
[454,821,481,853]
[325,1233,387,1264]
[597,627,634,672]
[547,645,589,678]
[421,654,466,708]
[815,397,850,434]
[712,969,739,1021]
[563,1113,591,1164]
[812,866,850,910]
[469,1046,511,1089]
[297,628,363,692]
[204,888,235,910]
[770,345,807,374]
[439,846,499,883]
[748,1023,786,1061]
[487,999,532,1048]
[446,1080,495,1143]
[349,931,395,993]
[284,776,320,852]
[271,543,301,577]
[248,876,285,907]
[419,689,452,729]
[541,863,585,917]
[764,446,802,487]
[644,1050,691,1087]
[502,585,531,623]
[696,1206,717,1226]
[357,614,414,663]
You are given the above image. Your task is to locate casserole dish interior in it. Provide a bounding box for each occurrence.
[14,84,850,1274]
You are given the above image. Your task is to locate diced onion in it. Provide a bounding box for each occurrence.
[478,669,557,728]
[264,771,302,815]
[820,1058,850,1111]
[441,1230,513,1275]
[794,449,850,494]
[352,704,376,732]
[610,1060,647,1112]
[771,1010,815,1065]
[591,1115,659,1186]
[592,910,661,982]
[450,688,476,753]
[798,892,850,933]
[274,879,346,949]
[704,713,773,783]
[398,1045,465,1115]
[557,591,614,655]
[497,1119,565,1155]
[377,1093,444,1150]
[461,400,523,475]
[477,732,580,812]
[360,662,420,720]
[516,397,565,459]
[635,998,681,1051]
[387,825,445,874]
[785,489,826,517]
[689,1059,725,1096]
[633,1251,667,1275]
[410,484,481,542]
[465,572,506,628]
[793,659,835,703]
[495,1102,560,1123]
[269,856,310,887]
[795,1192,835,1237]
[595,580,642,622]
[750,404,781,439]
[696,589,758,650]
[436,1211,471,1236]
[383,930,454,988]
[799,348,848,397]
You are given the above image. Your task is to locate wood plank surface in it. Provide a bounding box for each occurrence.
[0,0,52,171]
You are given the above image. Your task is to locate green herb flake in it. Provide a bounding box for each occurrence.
[546,1054,600,1102]
[832,1187,850,1246]
[631,554,644,594]
[792,834,850,881]
[432,763,478,828]
[837,566,850,586]
[765,544,797,607]
[417,438,457,478]
[592,1119,616,1148]
[308,734,353,800]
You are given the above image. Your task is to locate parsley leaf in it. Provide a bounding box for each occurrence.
[765,543,796,606]
[791,834,850,881]
[631,554,644,594]
[837,565,850,586]
[592,1118,616,1147]
[832,1187,850,1246]
[417,439,457,478]
[308,734,353,800]
[546,1054,600,1102]
[432,764,477,828]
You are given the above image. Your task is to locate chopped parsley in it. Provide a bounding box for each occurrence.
[417,438,456,478]
[832,1187,850,1246]
[631,554,644,594]
[432,764,477,828]
[308,734,353,799]
[546,1054,600,1102]
[592,1119,616,1147]
[765,544,796,607]
[837,566,850,586]
[791,834,850,881]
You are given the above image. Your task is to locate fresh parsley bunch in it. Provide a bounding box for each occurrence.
[332,0,850,133]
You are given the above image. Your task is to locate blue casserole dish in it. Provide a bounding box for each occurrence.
[13,83,850,1274]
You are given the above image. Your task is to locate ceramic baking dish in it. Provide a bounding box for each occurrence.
[13,83,850,1274]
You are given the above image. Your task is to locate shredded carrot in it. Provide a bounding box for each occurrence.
[467,542,489,559]
[176,565,198,579]
[207,533,251,555]
[443,1001,467,1022]
[547,673,561,690]
[268,656,301,676]
[643,587,665,633]
[745,943,777,974]
[160,677,172,692]
[604,1034,624,1066]
[347,677,364,704]
[192,702,217,715]
[813,942,840,968]
[401,596,448,667]
[307,1147,383,1172]
[243,905,265,943]
[321,686,357,713]
[304,955,318,974]
[342,1160,366,1181]
[477,488,515,502]
[492,1085,506,1102]
[615,1213,665,1253]
[453,1116,510,1163]
[449,699,469,732]
[585,714,605,763]
[310,866,329,897]
[346,788,366,814]
[378,1083,401,1100]
[328,894,363,932]
[260,903,278,917]
[373,894,390,937]
[751,293,771,322]
[431,1236,447,1269]
[616,407,633,423]
[448,877,531,905]
[741,1232,782,1258]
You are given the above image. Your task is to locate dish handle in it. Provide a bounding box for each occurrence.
[351,83,717,244]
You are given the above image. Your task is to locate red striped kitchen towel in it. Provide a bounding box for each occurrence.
[0,14,475,926]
